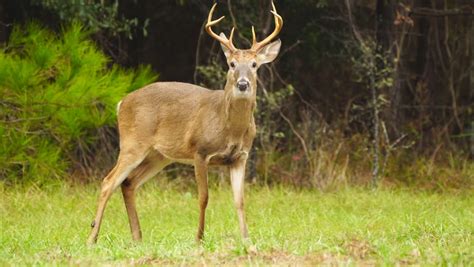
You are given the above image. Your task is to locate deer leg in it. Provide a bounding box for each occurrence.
[120,182,141,242]
[230,159,249,239]
[121,153,170,242]
[194,154,209,241]
[87,152,145,245]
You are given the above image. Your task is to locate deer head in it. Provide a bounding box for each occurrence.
[205,2,283,99]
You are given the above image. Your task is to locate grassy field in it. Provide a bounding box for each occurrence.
[0,181,472,265]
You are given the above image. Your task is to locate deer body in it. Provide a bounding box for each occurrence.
[118,82,256,166]
[87,2,282,245]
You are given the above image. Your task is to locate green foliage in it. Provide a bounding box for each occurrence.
[0,23,157,183]
[196,60,227,89]
[257,83,295,143]
[32,0,148,39]
[0,184,472,265]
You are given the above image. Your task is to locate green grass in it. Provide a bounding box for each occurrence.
[0,182,472,265]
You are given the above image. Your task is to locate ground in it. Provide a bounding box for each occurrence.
[0,181,472,265]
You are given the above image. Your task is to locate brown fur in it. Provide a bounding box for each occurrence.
[117,81,256,165]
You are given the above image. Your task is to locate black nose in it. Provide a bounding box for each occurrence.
[237,80,249,92]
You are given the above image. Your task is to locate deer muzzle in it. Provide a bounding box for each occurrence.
[237,79,250,92]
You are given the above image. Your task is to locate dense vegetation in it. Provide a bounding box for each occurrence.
[0,24,156,183]
[0,1,472,188]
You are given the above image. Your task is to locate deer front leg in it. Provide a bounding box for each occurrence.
[194,154,209,241]
[230,158,249,239]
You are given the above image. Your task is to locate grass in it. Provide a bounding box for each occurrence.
[0,181,472,265]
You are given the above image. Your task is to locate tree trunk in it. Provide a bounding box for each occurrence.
[470,12,474,156]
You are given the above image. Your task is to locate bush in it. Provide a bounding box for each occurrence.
[0,23,157,184]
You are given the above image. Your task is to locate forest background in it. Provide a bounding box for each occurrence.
[1,0,472,189]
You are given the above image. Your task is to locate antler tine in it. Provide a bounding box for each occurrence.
[205,3,236,51]
[251,1,283,51]
[251,26,257,47]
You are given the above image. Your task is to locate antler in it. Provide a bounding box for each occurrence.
[205,3,236,52]
[251,1,283,52]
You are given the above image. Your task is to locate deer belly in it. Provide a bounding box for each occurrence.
[209,149,248,166]
[153,144,194,165]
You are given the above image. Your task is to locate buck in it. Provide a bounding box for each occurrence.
[87,2,283,245]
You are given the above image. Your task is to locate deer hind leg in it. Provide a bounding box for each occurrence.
[86,150,147,245]
[194,154,209,241]
[230,159,249,239]
[121,152,170,242]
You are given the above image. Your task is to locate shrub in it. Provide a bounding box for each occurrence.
[0,23,157,184]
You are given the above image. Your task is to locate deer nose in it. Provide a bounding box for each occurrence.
[237,80,250,92]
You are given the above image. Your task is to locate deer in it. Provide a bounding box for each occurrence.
[86,1,283,245]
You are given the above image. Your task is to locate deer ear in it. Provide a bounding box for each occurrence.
[219,32,232,60]
[257,39,281,65]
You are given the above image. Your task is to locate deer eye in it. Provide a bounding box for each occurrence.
[230,62,236,68]
[252,62,257,68]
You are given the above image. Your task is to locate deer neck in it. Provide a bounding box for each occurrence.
[222,83,255,138]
